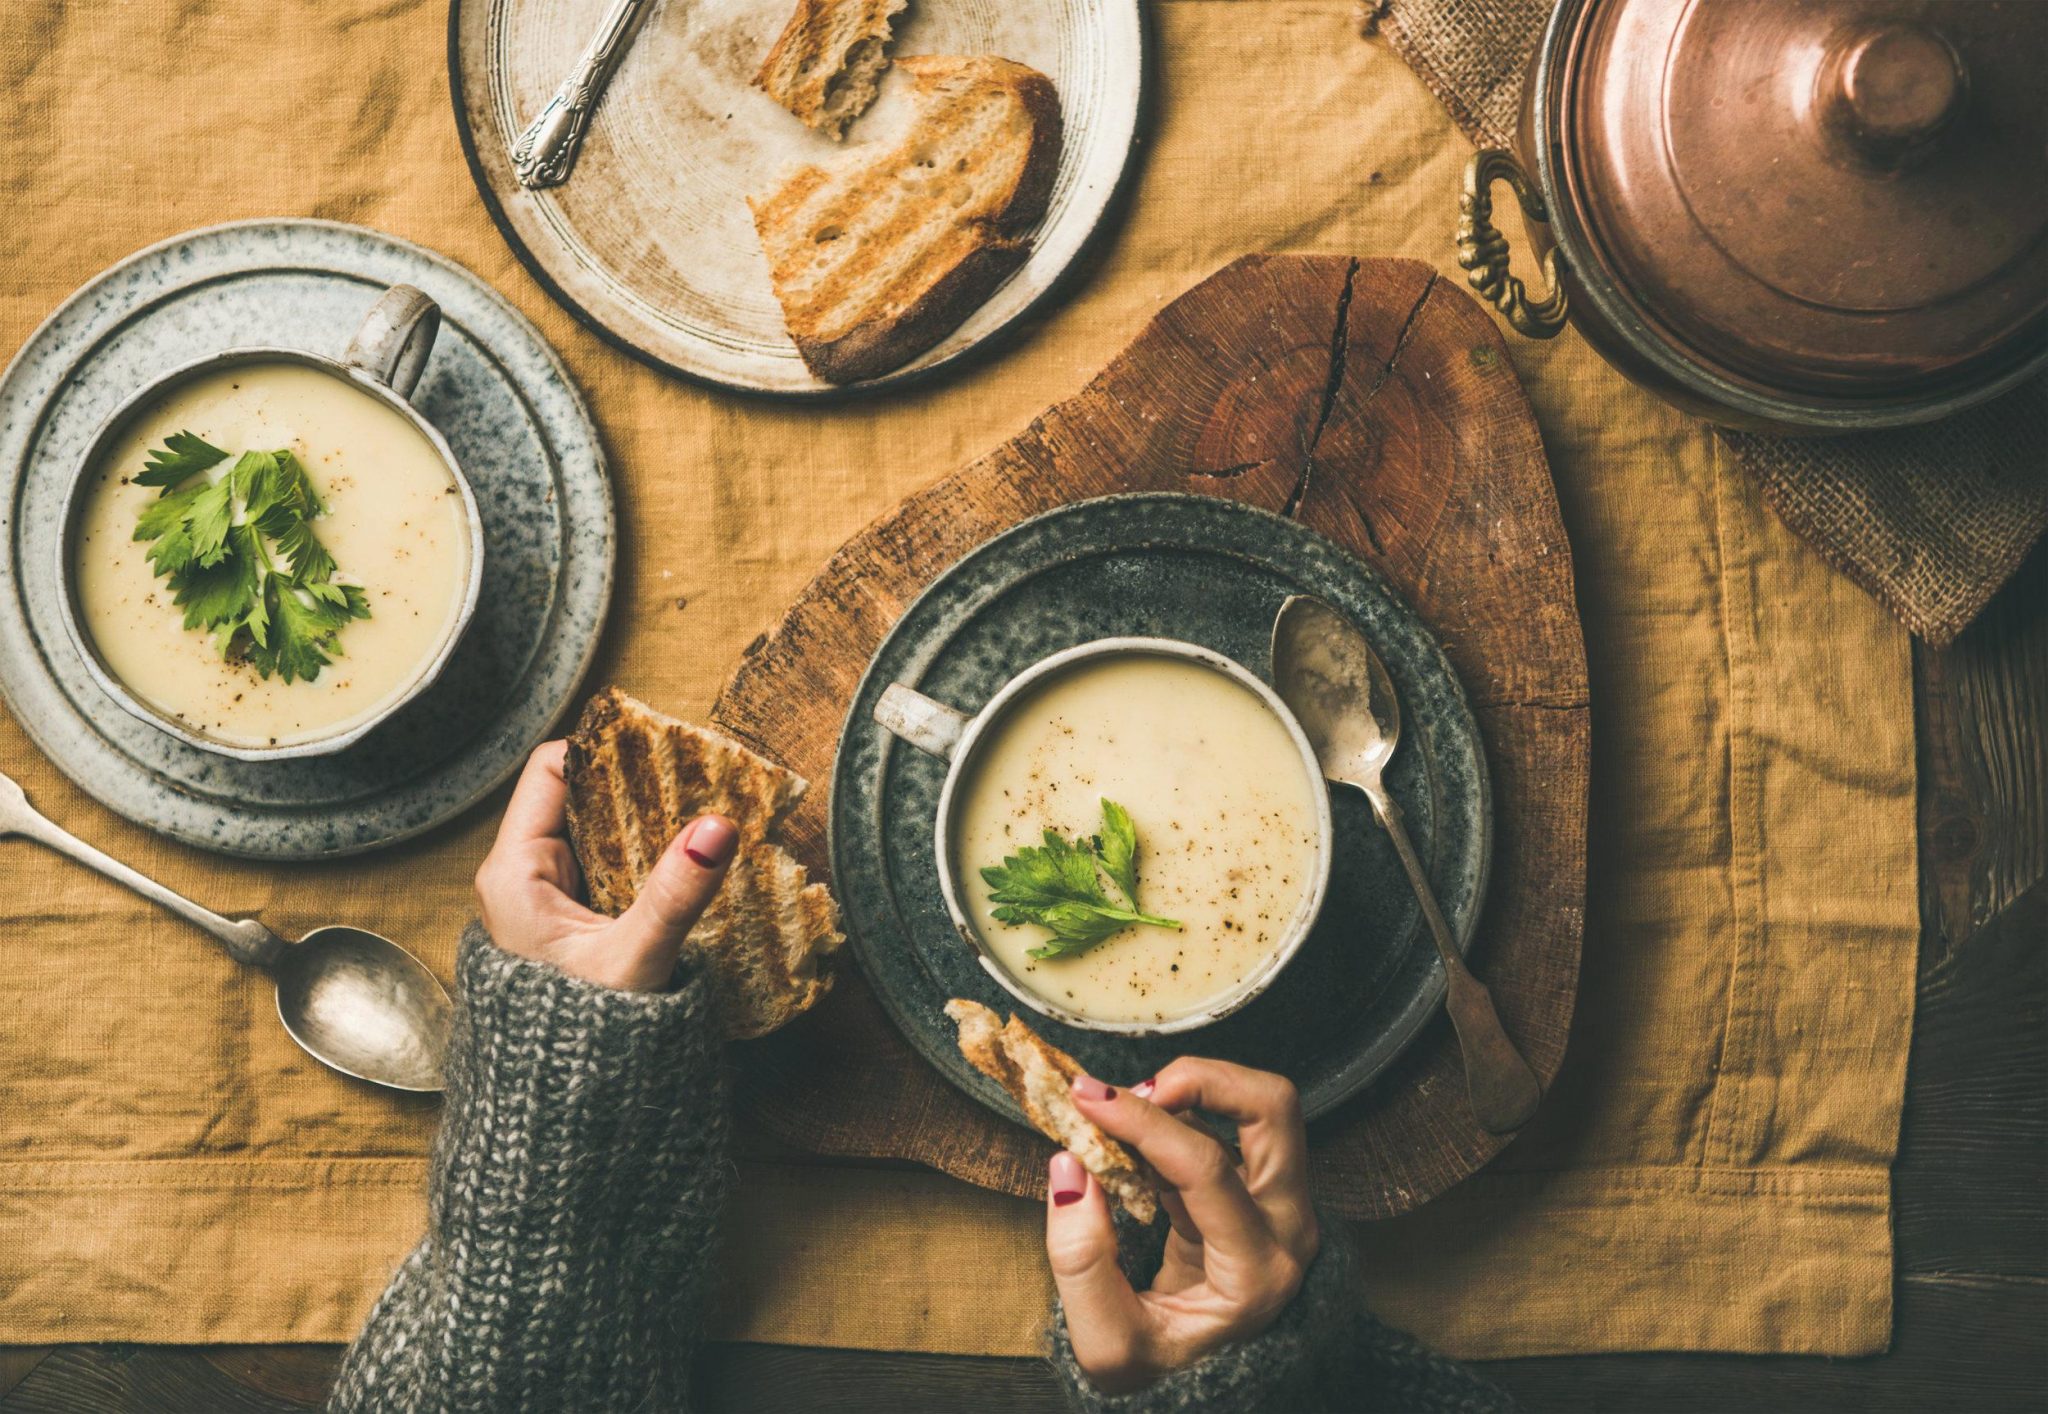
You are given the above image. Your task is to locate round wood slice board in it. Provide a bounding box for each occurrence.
[450,0,1144,396]
[712,255,1590,1219]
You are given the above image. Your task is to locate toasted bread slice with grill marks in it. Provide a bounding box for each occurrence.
[754,0,909,139]
[564,688,842,1038]
[945,999,1160,1223]
[749,54,1062,384]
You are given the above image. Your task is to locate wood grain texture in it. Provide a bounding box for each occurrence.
[707,254,1591,1219]
[0,1352,47,1401]
[0,1347,307,1413]
[1917,541,2048,957]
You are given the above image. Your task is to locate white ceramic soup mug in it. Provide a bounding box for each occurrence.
[874,637,1335,1035]
[54,285,486,761]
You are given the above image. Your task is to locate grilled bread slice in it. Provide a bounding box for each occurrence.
[945,999,1161,1223]
[564,688,843,1038]
[749,54,1062,384]
[754,0,909,139]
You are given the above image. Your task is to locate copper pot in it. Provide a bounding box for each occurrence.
[1457,0,2047,433]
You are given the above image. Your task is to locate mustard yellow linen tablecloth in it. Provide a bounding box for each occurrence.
[0,0,1916,1359]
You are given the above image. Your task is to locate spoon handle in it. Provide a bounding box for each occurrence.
[0,771,285,970]
[1368,786,1542,1134]
[509,0,652,188]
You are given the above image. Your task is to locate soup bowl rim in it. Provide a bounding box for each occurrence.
[925,635,1336,1037]
[52,344,486,762]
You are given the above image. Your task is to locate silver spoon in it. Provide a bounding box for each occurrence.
[510,0,656,189]
[1271,596,1542,1134]
[1,769,449,1093]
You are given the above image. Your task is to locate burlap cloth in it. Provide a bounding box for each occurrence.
[0,0,1916,1360]
[1371,0,2048,648]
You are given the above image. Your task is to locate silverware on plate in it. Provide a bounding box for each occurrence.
[510,0,657,189]
[0,769,450,1093]
[1272,595,1542,1134]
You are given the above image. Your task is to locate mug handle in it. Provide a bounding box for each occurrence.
[343,285,441,399]
[874,684,968,760]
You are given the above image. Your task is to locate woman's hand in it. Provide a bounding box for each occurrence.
[1045,1058,1320,1395]
[473,741,737,991]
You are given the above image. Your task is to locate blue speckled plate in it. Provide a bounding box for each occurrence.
[0,220,612,858]
[830,495,1490,1123]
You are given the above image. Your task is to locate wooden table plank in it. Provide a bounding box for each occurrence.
[0,1347,305,1413]
[1917,539,2047,953]
[0,1352,48,1402]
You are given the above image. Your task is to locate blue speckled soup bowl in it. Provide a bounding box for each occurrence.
[874,636,1336,1036]
[52,285,486,762]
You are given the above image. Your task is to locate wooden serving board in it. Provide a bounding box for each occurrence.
[710,255,1589,1218]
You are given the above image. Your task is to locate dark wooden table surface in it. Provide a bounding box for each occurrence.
[2,544,2040,1413]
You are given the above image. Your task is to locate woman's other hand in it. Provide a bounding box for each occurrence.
[1045,1058,1320,1394]
[473,741,736,991]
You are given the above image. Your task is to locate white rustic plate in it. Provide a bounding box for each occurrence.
[450,0,1145,395]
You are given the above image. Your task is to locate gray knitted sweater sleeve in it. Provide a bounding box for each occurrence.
[329,926,1502,1413]
[329,923,728,1414]
[1049,1214,1519,1414]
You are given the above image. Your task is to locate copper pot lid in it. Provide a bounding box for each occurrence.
[1557,0,2048,399]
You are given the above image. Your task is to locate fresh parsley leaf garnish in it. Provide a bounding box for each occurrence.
[129,431,370,683]
[1096,798,1139,904]
[134,431,229,487]
[183,473,235,567]
[251,577,370,683]
[980,799,1180,960]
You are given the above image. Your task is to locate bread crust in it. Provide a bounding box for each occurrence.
[565,687,842,1038]
[945,999,1161,1223]
[793,238,1029,383]
[753,0,908,139]
[752,55,1064,384]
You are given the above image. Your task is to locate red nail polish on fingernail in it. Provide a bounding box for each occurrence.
[1133,1078,1156,1097]
[683,816,737,868]
[1049,1149,1086,1203]
[1070,1075,1115,1102]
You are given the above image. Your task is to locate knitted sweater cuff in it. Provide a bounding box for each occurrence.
[405,926,728,1409]
[432,923,729,1238]
[447,922,722,1107]
[1048,1218,1360,1414]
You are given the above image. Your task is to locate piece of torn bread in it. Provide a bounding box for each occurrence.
[749,54,1063,384]
[945,999,1160,1223]
[564,687,843,1038]
[754,0,909,139]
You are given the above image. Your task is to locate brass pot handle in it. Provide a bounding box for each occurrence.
[1457,149,1569,339]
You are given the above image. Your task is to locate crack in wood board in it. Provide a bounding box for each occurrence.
[1285,256,1361,521]
[1290,267,1442,562]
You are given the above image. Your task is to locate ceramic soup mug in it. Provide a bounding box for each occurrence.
[874,637,1334,1036]
[55,285,486,761]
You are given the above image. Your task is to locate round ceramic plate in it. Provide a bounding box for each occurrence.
[830,495,1491,1123]
[0,219,613,859]
[450,0,1144,396]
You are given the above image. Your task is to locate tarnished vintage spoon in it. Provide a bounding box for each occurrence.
[1271,596,1541,1133]
[510,0,656,189]
[1,769,449,1093]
